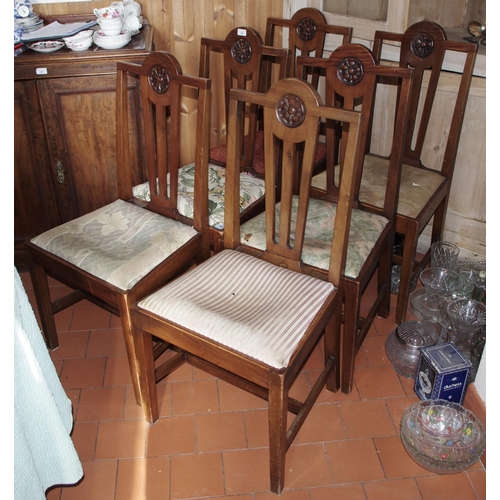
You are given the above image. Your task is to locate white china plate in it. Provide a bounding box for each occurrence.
[93,37,131,50]
[94,29,130,38]
[28,40,65,53]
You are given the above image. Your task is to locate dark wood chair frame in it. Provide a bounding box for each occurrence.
[264,7,352,88]
[296,44,414,393]
[371,21,478,325]
[129,78,364,494]
[24,52,211,405]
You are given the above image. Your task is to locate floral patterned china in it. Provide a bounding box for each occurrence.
[28,40,65,53]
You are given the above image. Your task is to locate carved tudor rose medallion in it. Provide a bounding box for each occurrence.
[296,17,317,41]
[149,65,170,94]
[231,38,252,64]
[411,33,435,58]
[276,94,306,128]
[338,57,364,86]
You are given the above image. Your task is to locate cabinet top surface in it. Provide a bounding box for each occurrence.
[15,21,153,79]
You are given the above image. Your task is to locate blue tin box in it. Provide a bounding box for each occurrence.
[414,343,472,404]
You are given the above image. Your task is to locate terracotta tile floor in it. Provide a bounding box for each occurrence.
[18,271,486,500]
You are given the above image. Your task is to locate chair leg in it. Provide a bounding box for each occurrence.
[395,223,419,325]
[325,305,341,392]
[268,371,288,495]
[341,280,361,394]
[27,260,59,350]
[119,295,146,407]
[129,308,160,424]
[431,196,448,243]
[377,238,393,319]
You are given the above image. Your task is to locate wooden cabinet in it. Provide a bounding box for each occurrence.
[14,22,153,266]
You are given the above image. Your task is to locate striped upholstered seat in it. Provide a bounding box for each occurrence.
[137,249,334,369]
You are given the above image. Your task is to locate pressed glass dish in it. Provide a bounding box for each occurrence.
[400,399,485,474]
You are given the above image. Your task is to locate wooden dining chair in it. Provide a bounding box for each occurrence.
[362,21,478,325]
[129,77,364,494]
[24,52,211,405]
[240,44,414,394]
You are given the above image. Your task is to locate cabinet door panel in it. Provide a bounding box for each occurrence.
[38,74,145,222]
[14,81,60,260]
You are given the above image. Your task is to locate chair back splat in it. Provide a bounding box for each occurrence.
[130,77,363,494]
[368,21,478,324]
[25,51,211,406]
[262,9,352,181]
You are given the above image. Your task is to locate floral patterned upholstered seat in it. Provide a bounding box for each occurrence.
[312,155,445,220]
[240,195,388,279]
[132,163,265,230]
[30,199,198,291]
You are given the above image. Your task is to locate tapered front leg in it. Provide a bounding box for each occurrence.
[268,371,287,494]
[129,308,159,424]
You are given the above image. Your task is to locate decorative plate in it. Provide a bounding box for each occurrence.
[28,40,65,53]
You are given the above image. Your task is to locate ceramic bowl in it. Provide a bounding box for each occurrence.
[63,30,94,43]
[97,16,124,36]
[65,36,93,52]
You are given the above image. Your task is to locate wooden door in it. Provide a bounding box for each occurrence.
[14,80,60,263]
[37,73,146,222]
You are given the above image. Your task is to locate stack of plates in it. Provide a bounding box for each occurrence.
[14,12,43,36]
[93,29,131,50]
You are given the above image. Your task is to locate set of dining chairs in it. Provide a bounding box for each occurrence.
[24,8,478,494]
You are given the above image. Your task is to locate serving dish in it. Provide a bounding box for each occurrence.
[400,399,485,474]
[28,40,65,53]
[63,29,94,51]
